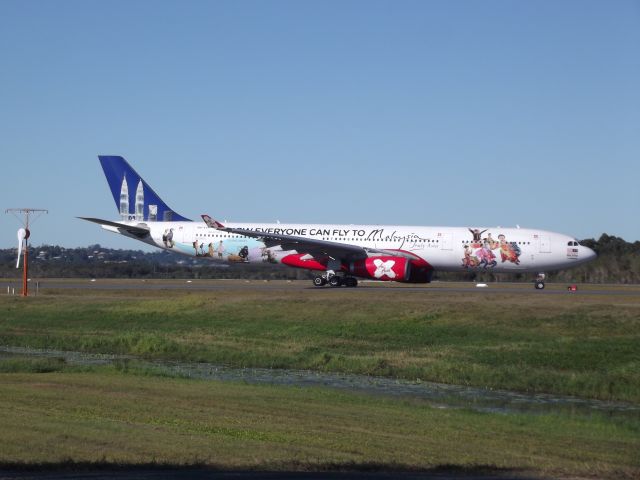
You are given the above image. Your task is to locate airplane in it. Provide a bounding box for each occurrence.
[80,155,597,289]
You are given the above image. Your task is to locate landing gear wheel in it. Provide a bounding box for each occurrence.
[313,276,327,287]
[329,276,343,287]
[535,281,545,290]
[344,277,358,288]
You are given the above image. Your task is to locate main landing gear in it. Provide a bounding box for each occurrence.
[535,273,546,290]
[313,271,358,288]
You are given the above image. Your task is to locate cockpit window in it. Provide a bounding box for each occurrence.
[567,240,580,247]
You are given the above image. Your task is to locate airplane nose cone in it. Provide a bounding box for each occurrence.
[582,246,597,261]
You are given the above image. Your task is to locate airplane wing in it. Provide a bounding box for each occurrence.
[201,215,416,262]
[78,217,150,239]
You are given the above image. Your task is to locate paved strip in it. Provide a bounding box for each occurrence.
[0,466,540,480]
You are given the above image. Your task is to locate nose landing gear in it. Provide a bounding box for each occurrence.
[535,273,546,290]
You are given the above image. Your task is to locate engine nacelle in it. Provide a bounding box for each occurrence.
[349,256,411,282]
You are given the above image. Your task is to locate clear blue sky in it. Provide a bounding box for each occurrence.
[1,0,639,250]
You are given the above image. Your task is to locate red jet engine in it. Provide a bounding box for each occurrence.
[349,256,411,281]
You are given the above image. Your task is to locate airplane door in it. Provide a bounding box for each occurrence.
[539,235,551,253]
[438,232,453,250]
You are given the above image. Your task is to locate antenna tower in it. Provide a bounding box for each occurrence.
[5,208,48,297]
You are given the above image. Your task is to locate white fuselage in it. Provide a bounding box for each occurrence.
[103,221,596,274]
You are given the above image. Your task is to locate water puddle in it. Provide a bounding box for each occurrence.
[1,346,638,419]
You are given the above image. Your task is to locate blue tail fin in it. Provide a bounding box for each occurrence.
[99,155,190,222]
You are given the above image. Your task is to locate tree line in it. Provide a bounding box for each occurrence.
[0,234,638,283]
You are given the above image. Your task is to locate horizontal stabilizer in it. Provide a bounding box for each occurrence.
[78,217,150,238]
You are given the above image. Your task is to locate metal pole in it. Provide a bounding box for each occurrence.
[23,212,29,297]
[22,246,28,297]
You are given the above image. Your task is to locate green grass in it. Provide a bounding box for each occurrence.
[0,356,67,374]
[1,283,639,401]
[0,368,638,479]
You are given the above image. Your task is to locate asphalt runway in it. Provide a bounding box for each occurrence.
[4,279,640,297]
[0,466,542,480]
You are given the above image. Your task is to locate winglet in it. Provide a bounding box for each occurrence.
[201,214,225,229]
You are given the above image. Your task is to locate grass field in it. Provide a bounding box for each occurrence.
[1,280,639,402]
[1,281,639,479]
[0,362,638,479]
